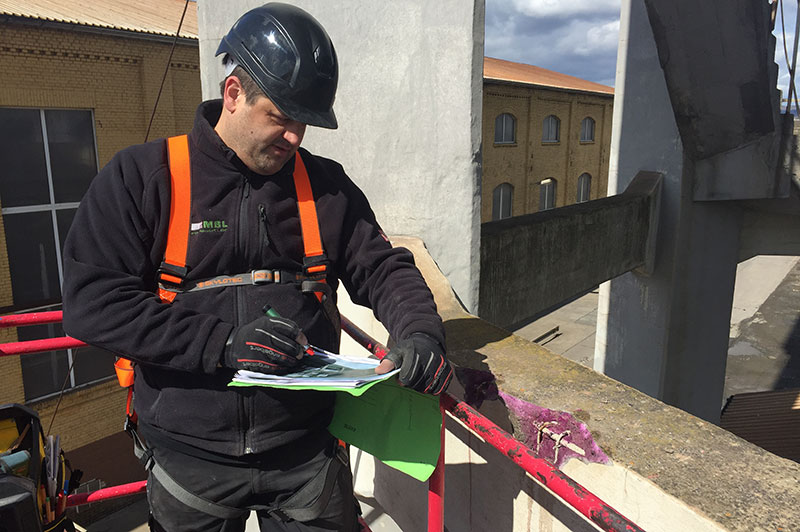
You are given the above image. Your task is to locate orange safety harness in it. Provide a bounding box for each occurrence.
[114,136,348,522]
[115,134,335,416]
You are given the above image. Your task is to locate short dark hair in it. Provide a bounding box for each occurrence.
[219,65,265,103]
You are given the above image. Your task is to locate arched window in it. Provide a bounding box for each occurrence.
[577,173,592,203]
[494,113,516,144]
[539,178,556,210]
[580,117,595,142]
[492,183,513,220]
[542,115,560,143]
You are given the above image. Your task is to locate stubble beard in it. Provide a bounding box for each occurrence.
[248,145,295,176]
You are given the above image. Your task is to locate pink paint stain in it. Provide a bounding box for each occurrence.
[455,367,609,468]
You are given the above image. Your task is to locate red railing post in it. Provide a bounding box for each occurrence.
[427,405,446,532]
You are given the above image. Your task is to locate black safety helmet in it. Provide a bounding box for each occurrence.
[216,3,338,129]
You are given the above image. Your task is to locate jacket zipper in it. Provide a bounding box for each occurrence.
[239,179,254,454]
[258,204,270,248]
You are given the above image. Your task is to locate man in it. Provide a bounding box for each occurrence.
[61,3,452,531]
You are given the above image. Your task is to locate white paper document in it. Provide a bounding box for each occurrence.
[231,348,399,389]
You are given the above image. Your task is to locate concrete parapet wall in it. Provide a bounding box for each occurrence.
[342,236,800,532]
[479,172,661,329]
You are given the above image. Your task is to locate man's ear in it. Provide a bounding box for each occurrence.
[222,75,244,112]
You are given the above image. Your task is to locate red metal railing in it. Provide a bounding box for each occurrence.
[339,316,644,532]
[1,311,645,532]
[0,311,86,357]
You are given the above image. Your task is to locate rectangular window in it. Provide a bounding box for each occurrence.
[0,107,114,401]
[0,108,50,207]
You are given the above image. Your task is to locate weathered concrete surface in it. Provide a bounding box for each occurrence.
[597,0,749,423]
[394,236,800,532]
[197,0,484,312]
[479,172,661,329]
[738,188,800,260]
[642,0,787,201]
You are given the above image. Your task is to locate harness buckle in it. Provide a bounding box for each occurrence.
[139,446,155,471]
[158,261,188,287]
[251,270,280,285]
[123,415,137,435]
[302,254,329,279]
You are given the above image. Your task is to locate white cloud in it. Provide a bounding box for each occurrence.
[561,19,621,56]
[487,0,797,94]
[510,0,621,18]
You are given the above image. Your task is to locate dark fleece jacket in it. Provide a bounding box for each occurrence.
[62,100,444,456]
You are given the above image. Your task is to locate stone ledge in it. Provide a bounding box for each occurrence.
[393,235,800,532]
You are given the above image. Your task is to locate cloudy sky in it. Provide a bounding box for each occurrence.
[485,0,798,96]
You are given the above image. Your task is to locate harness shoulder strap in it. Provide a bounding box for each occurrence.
[292,153,340,336]
[158,134,193,303]
[292,153,326,276]
[116,135,191,391]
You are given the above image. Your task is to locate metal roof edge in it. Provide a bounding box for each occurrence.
[483,77,615,98]
[0,13,198,44]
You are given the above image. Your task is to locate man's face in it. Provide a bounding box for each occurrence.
[223,85,306,175]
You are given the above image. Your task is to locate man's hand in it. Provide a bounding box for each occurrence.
[222,316,308,374]
[376,333,452,395]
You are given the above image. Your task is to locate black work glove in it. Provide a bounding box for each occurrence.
[222,316,304,374]
[384,333,453,395]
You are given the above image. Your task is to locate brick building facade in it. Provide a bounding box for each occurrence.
[0,3,200,511]
[481,57,614,223]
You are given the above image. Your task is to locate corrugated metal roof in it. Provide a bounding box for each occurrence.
[720,389,800,462]
[0,0,197,39]
[484,56,614,96]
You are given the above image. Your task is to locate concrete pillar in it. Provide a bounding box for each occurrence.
[594,0,742,422]
[197,0,484,312]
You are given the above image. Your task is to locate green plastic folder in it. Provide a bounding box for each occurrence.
[227,375,387,396]
[329,379,442,482]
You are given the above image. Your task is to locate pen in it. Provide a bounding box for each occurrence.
[262,305,314,356]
